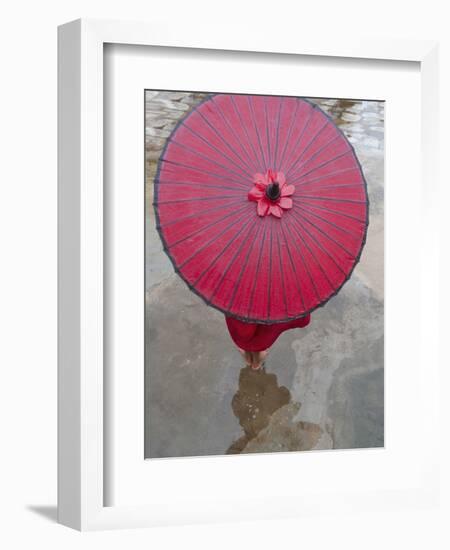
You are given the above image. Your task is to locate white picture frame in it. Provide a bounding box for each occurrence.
[58,18,440,530]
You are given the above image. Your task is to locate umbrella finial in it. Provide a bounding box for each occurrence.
[265,181,281,201]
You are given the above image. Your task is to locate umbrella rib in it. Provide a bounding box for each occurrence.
[281,218,321,309]
[192,215,256,288]
[289,149,353,184]
[264,98,272,169]
[226,221,264,312]
[169,139,250,186]
[213,96,260,174]
[275,227,289,316]
[230,95,264,173]
[157,179,246,192]
[289,214,337,291]
[195,104,258,175]
[296,201,367,224]
[290,213,347,276]
[266,224,273,318]
[286,119,329,179]
[288,133,341,182]
[165,203,250,249]
[178,209,252,270]
[281,103,315,175]
[296,167,360,186]
[296,203,362,239]
[273,98,283,172]
[204,217,260,301]
[181,120,253,180]
[248,96,268,171]
[160,158,249,189]
[277,99,300,171]
[298,182,363,191]
[247,222,268,318]
[156,197,245,228]
[280,224,308,313]
[291,208,357,259]
[156,194,244,205]
[295,195,366,205]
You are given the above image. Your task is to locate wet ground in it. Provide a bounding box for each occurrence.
[145,91,384,458]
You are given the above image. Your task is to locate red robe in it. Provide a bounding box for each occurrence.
[225,314,311,352]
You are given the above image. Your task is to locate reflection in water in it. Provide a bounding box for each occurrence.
[227,366,290,454]
[227,366,323,454]
[327,99,358,126]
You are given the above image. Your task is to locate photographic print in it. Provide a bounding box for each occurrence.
[145,91,384,458]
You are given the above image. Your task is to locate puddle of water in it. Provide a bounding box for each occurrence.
[324,99,358,127]
[227,366,291,453]
[227,365,322,454]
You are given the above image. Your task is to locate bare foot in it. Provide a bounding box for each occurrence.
[238,347,269,370]
[250,349,268,371]
[238,347,252,367]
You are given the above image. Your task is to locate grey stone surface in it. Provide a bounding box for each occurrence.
[145,91,384,458]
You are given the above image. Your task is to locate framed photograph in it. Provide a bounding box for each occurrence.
[58,19,440,530]
[144,89,383,460]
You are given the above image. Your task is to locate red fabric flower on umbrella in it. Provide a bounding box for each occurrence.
[248,169,295,218]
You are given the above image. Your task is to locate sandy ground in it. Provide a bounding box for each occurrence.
[144,92,384,458]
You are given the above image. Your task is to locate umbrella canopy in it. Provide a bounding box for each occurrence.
[154,94,368,324]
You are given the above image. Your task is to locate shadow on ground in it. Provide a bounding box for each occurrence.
[27,505,57,523]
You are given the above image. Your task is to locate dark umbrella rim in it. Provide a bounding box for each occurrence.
[152,92,370,325]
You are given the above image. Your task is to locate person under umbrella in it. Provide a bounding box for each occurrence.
[154,94,368,370]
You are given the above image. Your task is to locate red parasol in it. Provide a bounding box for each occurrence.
[154,94,368,324]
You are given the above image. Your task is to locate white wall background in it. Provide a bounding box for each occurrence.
[0,0,448,548]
